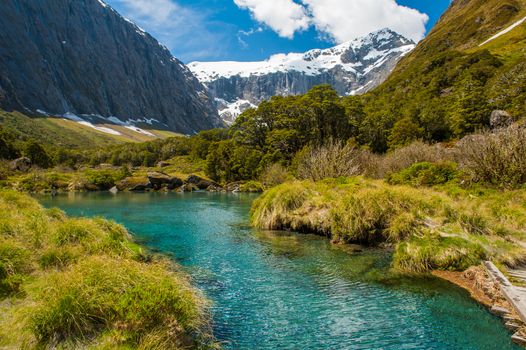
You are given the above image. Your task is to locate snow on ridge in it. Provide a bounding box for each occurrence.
[479,16,526,47]
[189,29,415,83]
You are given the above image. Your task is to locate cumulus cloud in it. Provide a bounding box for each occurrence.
[233,0,310,38]
[234,0,429,43]
[304,0,428,43]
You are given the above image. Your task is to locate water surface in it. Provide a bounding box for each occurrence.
[38,192,520,350]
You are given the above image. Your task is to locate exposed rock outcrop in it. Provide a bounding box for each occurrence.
[0,0,223,134]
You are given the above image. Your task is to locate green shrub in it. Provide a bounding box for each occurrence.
[84,169,127,190]
[240,181,264,193]
[386,162,459,187]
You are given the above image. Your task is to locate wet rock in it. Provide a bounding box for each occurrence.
[147,172,183,190]
[225,182,241,193]
[186,175,214,190]
[109,186,118,194]
[117,177,152,192]
[9,157,31,172]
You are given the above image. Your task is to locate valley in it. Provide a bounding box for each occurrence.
[2,0,526,348]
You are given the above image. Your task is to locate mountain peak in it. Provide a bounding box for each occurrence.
[188,29,415,124]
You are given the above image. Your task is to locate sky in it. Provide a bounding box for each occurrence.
[104,0,451,63]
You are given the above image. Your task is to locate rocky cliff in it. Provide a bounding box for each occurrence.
[189,29,415,123]
[0,0,223,134]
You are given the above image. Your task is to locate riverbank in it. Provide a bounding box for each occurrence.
[251,177,526,274]
[0,190,212,349]
[0,155,264,194]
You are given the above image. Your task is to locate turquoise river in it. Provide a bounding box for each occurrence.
[37,192,521,350]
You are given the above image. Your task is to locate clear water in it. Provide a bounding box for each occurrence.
[37,192,520,350]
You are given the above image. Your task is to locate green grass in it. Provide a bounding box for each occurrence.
[0,190,210,349]
[0,110,179,150]
[251,178,526,274]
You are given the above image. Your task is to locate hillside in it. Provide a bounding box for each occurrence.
[0,110,180,150]
[355,0,526,151]
[0,0,223,134]
[189,29,415,123]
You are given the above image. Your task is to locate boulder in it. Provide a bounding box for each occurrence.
[109,186,118,194]
[9,157,31,172]
[186,175,214,190]
[147,172,183,190]
[117,177,152,192]
[490,110,513,129]
[157,161,170,168]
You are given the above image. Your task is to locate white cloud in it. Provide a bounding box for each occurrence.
[233,0,310,38]
[303,0,428,43]
[115,0,178,24]
[234,0,429,43]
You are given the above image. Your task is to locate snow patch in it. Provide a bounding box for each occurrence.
[78,121,122,136]
[189,29,415,83]
[479,16,526,47]
[124,125,155,137]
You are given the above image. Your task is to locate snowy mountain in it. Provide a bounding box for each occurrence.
[189,29,415,123]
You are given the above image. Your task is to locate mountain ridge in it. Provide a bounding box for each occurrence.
[0,0,223,134]
[189,29,415,123]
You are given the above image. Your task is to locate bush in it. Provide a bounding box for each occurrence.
[386,162,459,187]
[376,141,454,178]
[23,140,53,168]
[84,168,128,190]
[260,163,289,188]
[296,141,364,181]
[456,126,526,187]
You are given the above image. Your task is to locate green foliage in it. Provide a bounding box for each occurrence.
[23,140,53,168]
[84,168,129,190]
[386,162,459,187]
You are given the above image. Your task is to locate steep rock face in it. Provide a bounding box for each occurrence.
[0,0,223,134]
[189,29,415,122]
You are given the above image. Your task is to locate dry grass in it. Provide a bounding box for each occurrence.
[296,141,365,181]
[251,179,526,273]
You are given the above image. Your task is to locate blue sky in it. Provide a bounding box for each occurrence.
[105,0,451,63]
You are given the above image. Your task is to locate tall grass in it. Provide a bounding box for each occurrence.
[0,190,210,349]
[251,180,526,273]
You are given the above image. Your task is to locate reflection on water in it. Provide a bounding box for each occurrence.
[37,192,520,350]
